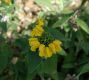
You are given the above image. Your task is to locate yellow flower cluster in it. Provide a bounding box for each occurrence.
[29,18,62,58]
[31,18,44,37]
[29,37,62,58]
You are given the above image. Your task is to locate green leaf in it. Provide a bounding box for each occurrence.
[26,51,42,80]
[45,27,66,41]
[14,37,29,50]
[62,53,75,69]
[0,43,12,73]
[0,77,4,80]
[51,72,59,80]
[26,72,36,80]
[85,4,89,14]
[26,51,42,74]
[37,55,57,74]
[76,18,89,34]
[58,72,65,80]
[0,22,7,32]
[77,63,89,79]
[59,49,67,56]
[62,63,75,69]
[52,14,70,28]
[14,60,27,80]
[81,41,89,54]
[37,55,58,80]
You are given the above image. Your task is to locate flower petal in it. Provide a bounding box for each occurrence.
[39,44,45,57]
[45,47,52,58]
[49,43,56,54]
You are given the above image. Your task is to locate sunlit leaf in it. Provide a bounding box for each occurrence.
[76,18,89,34]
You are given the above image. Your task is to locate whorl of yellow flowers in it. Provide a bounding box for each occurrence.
[31,18,44,37]
[29,18,62,58]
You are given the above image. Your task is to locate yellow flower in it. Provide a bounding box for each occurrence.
[29,36,62,58]
[39,44,46,57]
[49,40,62,54]
[49,43,56,54]
[4,0,11,4]
[29,38,38,42]
[35,25,44,32]
[31,26,44,37]
[37,18,44,26]
[30,18,44,37]
[53,40,62,52]
[39,45,52,58]
[45,47,52,58]
[53,40,62,45]
[29,19,63,58]
[29,38,40,51]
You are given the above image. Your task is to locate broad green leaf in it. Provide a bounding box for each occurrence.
[62,53,76,69]
[37,55,58,80]
[26,51,42,74]
[59,49,67,56]
[81,41,89,54]
[0,77,4,80]
[77,63,89,78]
[58,72,65,80]
[0,22,7,32]
[45,27,66,41]
[76,18,89,34]
[37,55,57,74]
[26,51,42,80]
[14,37,29,50]
[85,3,89,14]
[62,63,75,69]
[51,72,59,80]
[0,43,12,73]
[14,60,27,80]
[52,15,70,28]
[26,72,36,80]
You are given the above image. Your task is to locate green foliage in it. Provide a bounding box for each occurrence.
[77,63,89,79]
[0,0,89,80]
[76,18,89,34]
[0,42,12,72]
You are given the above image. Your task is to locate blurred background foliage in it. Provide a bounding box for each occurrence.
[0,0,89,80]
